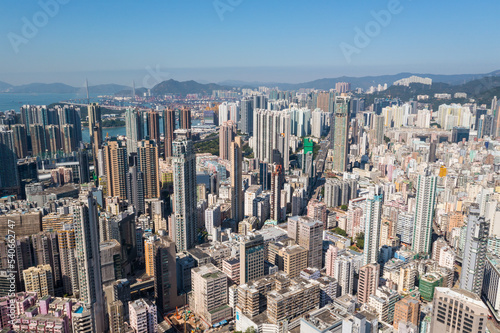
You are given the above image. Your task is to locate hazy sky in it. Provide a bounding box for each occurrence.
[1,0,499,86]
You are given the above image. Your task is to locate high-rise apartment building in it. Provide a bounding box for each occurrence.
[220,121,236,160]
[411,171,437,255]
[57,224,78,296]
[129,298,157,333]
[358,263,380,304]
[231,136,243,223]
[88,103,103,171]
[73,192,105,332]
[332,96,350,172]
[163,108,175,158]
[393,296,420,330]
[137,140,160,199]
[181,107,191,134]
[146,110,160,144]
[103,139,129,199]
[460,209,489,295]
[363,187,383,265]
[11,124,28,158]
[0,127,20,193]
[125,108,144,154]
[23,265,54,297]
[172,135,197,251]
[271,165,284,222]
[127,153,145,215]
[240,98,253,135]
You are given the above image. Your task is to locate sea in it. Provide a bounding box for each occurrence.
[0,93,201,143]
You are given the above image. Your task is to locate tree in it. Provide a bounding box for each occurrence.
[340,204,348,211]
[356,232,365,249]
[333,227,347,237]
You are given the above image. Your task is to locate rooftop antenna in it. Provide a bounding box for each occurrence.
[86,78,90,105]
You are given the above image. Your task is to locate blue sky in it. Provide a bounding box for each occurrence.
[0,0,499,85]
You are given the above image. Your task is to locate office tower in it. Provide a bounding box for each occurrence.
[103,139,129,199]
[358,263,380,303]
[23,265,54,297]
[45,124,61,153]
[287,216,323,269]
[137,140,160,199]
[270,165,284,222]
[240,234,264,283]
[231,137,243,223]
[0,127,20,193]
[222,257,240,285]
[393,296,420,330]
[460,209,489,295]
[88,103,103,170]
[32,232,62,293]
[129,299,157,333]
[411,171,437,255]
[11,124,28,158]
[172,136,197,251]
[163,107,175,158]
[220,121,236,160]
[148,235,180,313]
[240,98,253,134]
[127,153,145,215]
[73,192,105,332]
[146,110,160,144]
[363,187,383,265]
[192,264,231,324]
[431,288,488,332]
[125,108,144,154]
[181,107,191,132]
[373,115,385,146]
[253,109,291,170]
[57,225,78,296]
[332,96,350,172]
[61,124,75,154]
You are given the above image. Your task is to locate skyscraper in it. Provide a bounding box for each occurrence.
[240,98,254,135]
[0,127,20,194]
[363,187,383,266]
[103,139,129,199]
[137,140,160,199]
[373,115,385,146]
[181,107,191,133]
[460,208,489,295]
[172,134,197,251]
[73,192,105,332]
[57,224,78,296]
[231,137,243,223]
[146,110,160,144]
[45,124,61,154]
[88,103,103,172]
[29,124,46,157]
[61,124,76,154]
[125,108,144,154]
[163,107,175,158]
[270,165,284,222]
[332,96,350,172]
[411,171,437,255]
[127,153,145,216]
[11,124,28,159]
[220,121,236,161]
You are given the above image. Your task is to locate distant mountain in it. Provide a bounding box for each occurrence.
[87,84,130,94]
[0,81,13,92]
[5,83,76,94]
[233,70,500,91]
[151,79,229,96]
